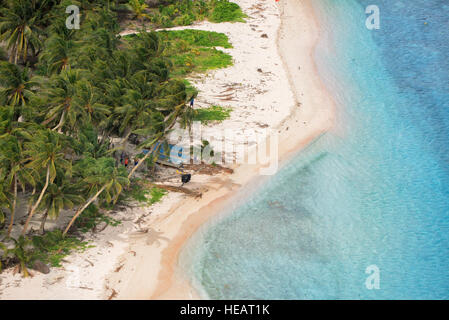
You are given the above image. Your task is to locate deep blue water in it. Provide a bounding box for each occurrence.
[180,0,449,299]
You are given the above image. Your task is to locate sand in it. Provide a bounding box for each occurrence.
[0,0,334,300]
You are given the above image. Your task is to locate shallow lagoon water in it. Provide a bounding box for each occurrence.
[180,0,449,299]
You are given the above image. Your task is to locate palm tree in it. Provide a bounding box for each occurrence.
[0,0,46,64]
[36,182,83,234]
[0,134,35,237]
[42,69,82,133]
[9,236,33,277]
[38,33,77,74]
[114,89,153,144]
[74,125,111,159]
[0,171,11,229]
[0,62,38,109]
[127,0,150,29]
[70,81,111,131]
[21,130,71,235]
[63,157,129,236]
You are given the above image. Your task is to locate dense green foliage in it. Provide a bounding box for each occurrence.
[147,0,246,28]
[193,105,232,124]
[124,181,167,205]
[0,0,238,276]
[125,29,233,77]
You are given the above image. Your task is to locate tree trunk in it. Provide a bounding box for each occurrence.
[21,166,50,236]
[127,143,158,179]
[40,209,49,235]
[41,113,58,126]
[6,174,17,237]
[53,110,66,133]
[13,46,18,65]
[63,185,107,237]
[120,129,132,150]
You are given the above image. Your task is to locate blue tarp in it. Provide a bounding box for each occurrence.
[142,142,189,164]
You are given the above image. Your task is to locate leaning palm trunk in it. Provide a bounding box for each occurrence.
[63,185,107,236]
[53,110,66,133]
[127,143,158,179]
[39,209,49,235]
[21,166,50,235]
[13,46,18,65]
[120,129,132,152]
[7,175,17,237]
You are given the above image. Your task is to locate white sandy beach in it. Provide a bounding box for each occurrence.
[0,0,334,300]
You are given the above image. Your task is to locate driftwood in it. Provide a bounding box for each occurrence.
[108,289,118,300]
[152,184,202,198]
[137,180,202,198]
[156,159,181,169]
[182,163,233,175]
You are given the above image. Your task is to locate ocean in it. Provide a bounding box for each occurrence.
[180,0,449,299]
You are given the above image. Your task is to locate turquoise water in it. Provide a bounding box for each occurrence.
[181,0,449,299]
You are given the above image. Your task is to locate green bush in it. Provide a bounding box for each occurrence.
[210,0,246,23]
[31,230,93,267]
[193,105,232,124]
[74,204,121,233]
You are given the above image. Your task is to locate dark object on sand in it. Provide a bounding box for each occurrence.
[261,33,268,38]
[181,174,191,185]
[32,260,50,274]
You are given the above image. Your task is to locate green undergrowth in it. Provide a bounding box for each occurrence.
[124,180,167,206]
[31,230,94,267]
[0,230,93,274]
[183,79,199,99]
[126,29,233,78]
[209,0,246,23]
[147,0,246,28]
[74,205,121,233]
[161,30,233,77]
[193,105,232,124]
[157,29,232,48]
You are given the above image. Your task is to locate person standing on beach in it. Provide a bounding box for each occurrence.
[124,157,129,168]
[189,96,195,108]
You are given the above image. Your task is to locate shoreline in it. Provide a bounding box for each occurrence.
[145,0,335,300]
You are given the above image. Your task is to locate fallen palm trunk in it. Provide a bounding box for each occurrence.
[183,163,234,175]
[138,181,202,198]
[153,184,202,198]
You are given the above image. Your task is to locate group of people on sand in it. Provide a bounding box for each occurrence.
[119,152,138,168]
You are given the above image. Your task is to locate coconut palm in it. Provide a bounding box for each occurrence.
[0,0,46,64]
[63,157,129,236]
[21,130,71,235]
[0,105,35,236]
[0,62,38,109]
[114,89,154,143]
[37,12,78,75]
[127,0,150,28]
[69,81,111,130]
[0,134,35,237]
[73,125,111,159]
[36,182,84,234]
[8,236,33,277]
[0,172,11,228]
[38,34,77,75]
[42,69,82,133]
